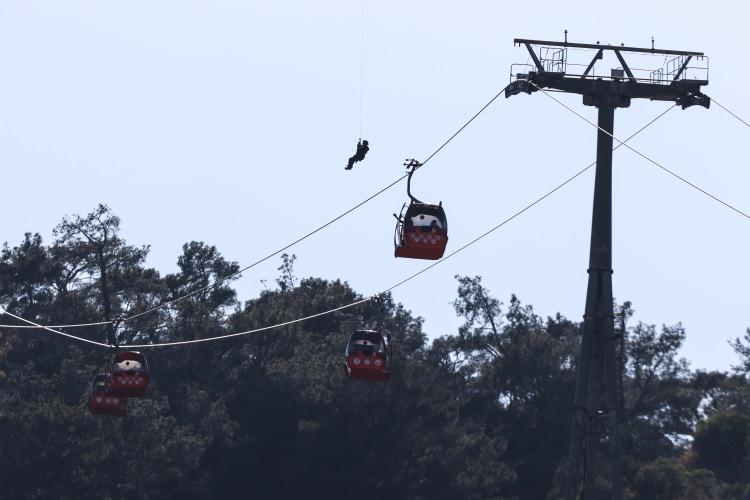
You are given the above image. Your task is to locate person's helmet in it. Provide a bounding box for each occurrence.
[362,140,369,145]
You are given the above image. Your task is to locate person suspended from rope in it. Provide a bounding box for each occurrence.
[345,139,369,170]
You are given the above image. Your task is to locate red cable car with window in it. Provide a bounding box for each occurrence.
[88,373,127,417]
[394,160,448,260]
[109,351,150,398]
[344,330,391,382]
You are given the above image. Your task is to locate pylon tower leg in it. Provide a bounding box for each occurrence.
[564,105,622,500]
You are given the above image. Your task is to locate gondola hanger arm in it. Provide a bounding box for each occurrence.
[403,159,423,204]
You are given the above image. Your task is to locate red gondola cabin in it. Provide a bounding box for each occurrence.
[109,351,149,398]
[394,159,448,260]
[344,330,391,382]
[394,202,448,260]
[88,373,127,417]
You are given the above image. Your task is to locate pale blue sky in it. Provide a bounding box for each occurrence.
[1,0,748,371]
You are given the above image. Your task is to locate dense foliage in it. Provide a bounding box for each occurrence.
[1,205,749,499]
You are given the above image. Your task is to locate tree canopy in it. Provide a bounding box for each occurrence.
[1,205,748,499]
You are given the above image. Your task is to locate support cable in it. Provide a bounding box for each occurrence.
[0,105,672,346]
[709,96,750,129]
[0,85,512,330]
[0,307,111,348]
[420,87,507,166]
[530,82,750,221]
[0,321,112,329]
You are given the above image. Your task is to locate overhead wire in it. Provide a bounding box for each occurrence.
[122,175,406,322]
[709,95,750,129]
[529,82,750,221]
[0,307,111,348]
[0,84,513,331]
[420,86,507,166]
[378,104,676,297]
[0,105,674,348]
[0,321,111,329]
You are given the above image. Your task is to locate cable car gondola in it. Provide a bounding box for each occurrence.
[394,160,448,260]
[88,373,127,417]
[109,351,150,398]
[344,329,391,382]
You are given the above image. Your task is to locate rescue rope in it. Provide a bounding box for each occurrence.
[359,0,365,138]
